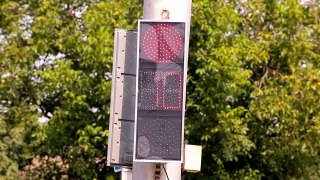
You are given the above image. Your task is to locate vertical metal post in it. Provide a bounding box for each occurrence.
[121,167,133,180]
[133,0,192,179]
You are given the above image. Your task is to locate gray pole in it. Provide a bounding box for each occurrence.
[133,0,192,180]
[121,166,133,180]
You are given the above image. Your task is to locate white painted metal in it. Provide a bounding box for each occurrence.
[121,167,133,180]
[183,145,202,172]
[107,29,126,166]
[133,0,192,179]
[132,162,156,180]
[160,163,182,180]
[107,29,137,167]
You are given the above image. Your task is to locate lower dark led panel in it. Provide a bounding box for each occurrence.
[135,114,182,161]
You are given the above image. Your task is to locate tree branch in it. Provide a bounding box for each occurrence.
[259,66,269,89]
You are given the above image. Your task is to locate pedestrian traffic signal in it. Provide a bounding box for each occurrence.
[134,20,187,163]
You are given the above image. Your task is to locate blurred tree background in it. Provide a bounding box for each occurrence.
[0,0,319,179]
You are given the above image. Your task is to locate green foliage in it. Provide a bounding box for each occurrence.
[1,0,319,179]
[1,0,142,179]
[185,0,320,179]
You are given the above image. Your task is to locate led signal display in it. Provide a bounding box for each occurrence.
[135,21,186,162]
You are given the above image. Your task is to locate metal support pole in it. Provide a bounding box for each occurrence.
[121,167,133,180]
[132,0,192,179]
